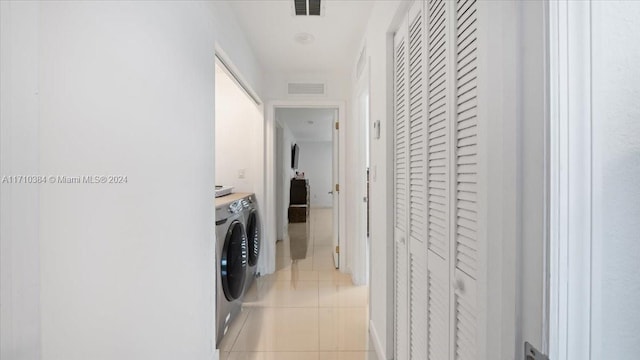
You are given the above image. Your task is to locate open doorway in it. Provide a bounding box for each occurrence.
[213,56,265,350]
[273,107,340,270]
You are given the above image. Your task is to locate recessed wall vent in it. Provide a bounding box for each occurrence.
[293,0,322,16]
[287,82,326,95]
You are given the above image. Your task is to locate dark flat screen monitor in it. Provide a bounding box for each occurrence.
[291,144,299,169]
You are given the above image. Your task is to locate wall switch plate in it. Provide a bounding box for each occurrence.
[238,169,245,179]
[525,342,548,360]
[373,120,381,139]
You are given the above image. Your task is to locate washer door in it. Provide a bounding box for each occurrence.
[246,209,261,267]
[221,220,247,301]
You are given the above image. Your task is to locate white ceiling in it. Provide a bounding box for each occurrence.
[227,0,374,73]
[276,108,335,142]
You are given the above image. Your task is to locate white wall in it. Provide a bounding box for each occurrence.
[351,1,409,358]
[215,63,263,194]
[0,2,42,358]
[0,1,262,359]
[296,141,333,208]
[591,2,640,358]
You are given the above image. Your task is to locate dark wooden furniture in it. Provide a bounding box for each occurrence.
[288,179,310,259]
[288,179,309,223]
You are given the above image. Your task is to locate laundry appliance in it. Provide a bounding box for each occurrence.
[240,194,261,294]
[215,195,248,346]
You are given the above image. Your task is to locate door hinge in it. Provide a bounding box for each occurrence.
[335,121,339,130]
[525,342,548,360]
[335,184,340,192]
[335,245,340,254]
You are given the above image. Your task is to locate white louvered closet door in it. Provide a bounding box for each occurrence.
[407,1,428,359]
[393,15,410,360]
[451,0,480,359]
[395,0,483,359]
[426,0,451,359]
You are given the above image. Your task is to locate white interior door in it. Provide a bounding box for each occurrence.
[332,109,339,268]
[393,15,410,360]
[394,1,483,359]
[451,0,481,357]
[407,2,428,358]
[425,0,452,359]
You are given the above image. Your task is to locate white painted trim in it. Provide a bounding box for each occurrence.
[214,45,263,106]
[541,0,552,353]
[549,1,592,359]
[351,55,371,286]
[369,319,388,360]
[264,100,347,275]
[383,3,413,359]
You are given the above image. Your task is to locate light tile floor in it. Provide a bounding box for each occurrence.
[220,208,376,360]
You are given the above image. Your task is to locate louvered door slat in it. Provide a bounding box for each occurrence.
[428,248,449,360]
[395,30,408,232]
[407,2,428,359]
[453,0,479,359]
[454,0,478,282]
[410,251,428,359]
[408,2,427,244]
[395,239,409,360]
[453,269,477,360]
[393,15,410,360]
[427,0,450,261]
[425,1,452,360]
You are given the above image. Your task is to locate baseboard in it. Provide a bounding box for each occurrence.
[369,319,388,360]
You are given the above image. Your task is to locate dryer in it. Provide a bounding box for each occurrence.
[215,198,247,347]
[240,194,261,294]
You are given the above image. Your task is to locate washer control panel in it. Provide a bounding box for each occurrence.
[228,200,243,214]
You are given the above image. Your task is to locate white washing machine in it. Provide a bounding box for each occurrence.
[240,194,261,294]
[215,198,247,347]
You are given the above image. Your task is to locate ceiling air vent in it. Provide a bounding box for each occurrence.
[288,82,326,95]
[308,0,321,16]
[294,0,306,16]
[293,0,322,16]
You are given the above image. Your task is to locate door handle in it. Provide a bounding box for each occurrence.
[328,191,333,195]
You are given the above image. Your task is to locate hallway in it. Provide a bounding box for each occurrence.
[3,1,640,359]
[219,208,374,360]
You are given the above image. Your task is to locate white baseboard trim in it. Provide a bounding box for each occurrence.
[369,319,388,360]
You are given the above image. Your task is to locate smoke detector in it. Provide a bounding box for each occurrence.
[294,32,315,45]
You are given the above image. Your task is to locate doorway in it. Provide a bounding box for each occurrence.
[265,100,346,273]
[273,107,340,270]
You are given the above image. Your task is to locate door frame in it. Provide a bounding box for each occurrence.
[264,100,346,275]
[548,1,592,359]
[353,51,371,286]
